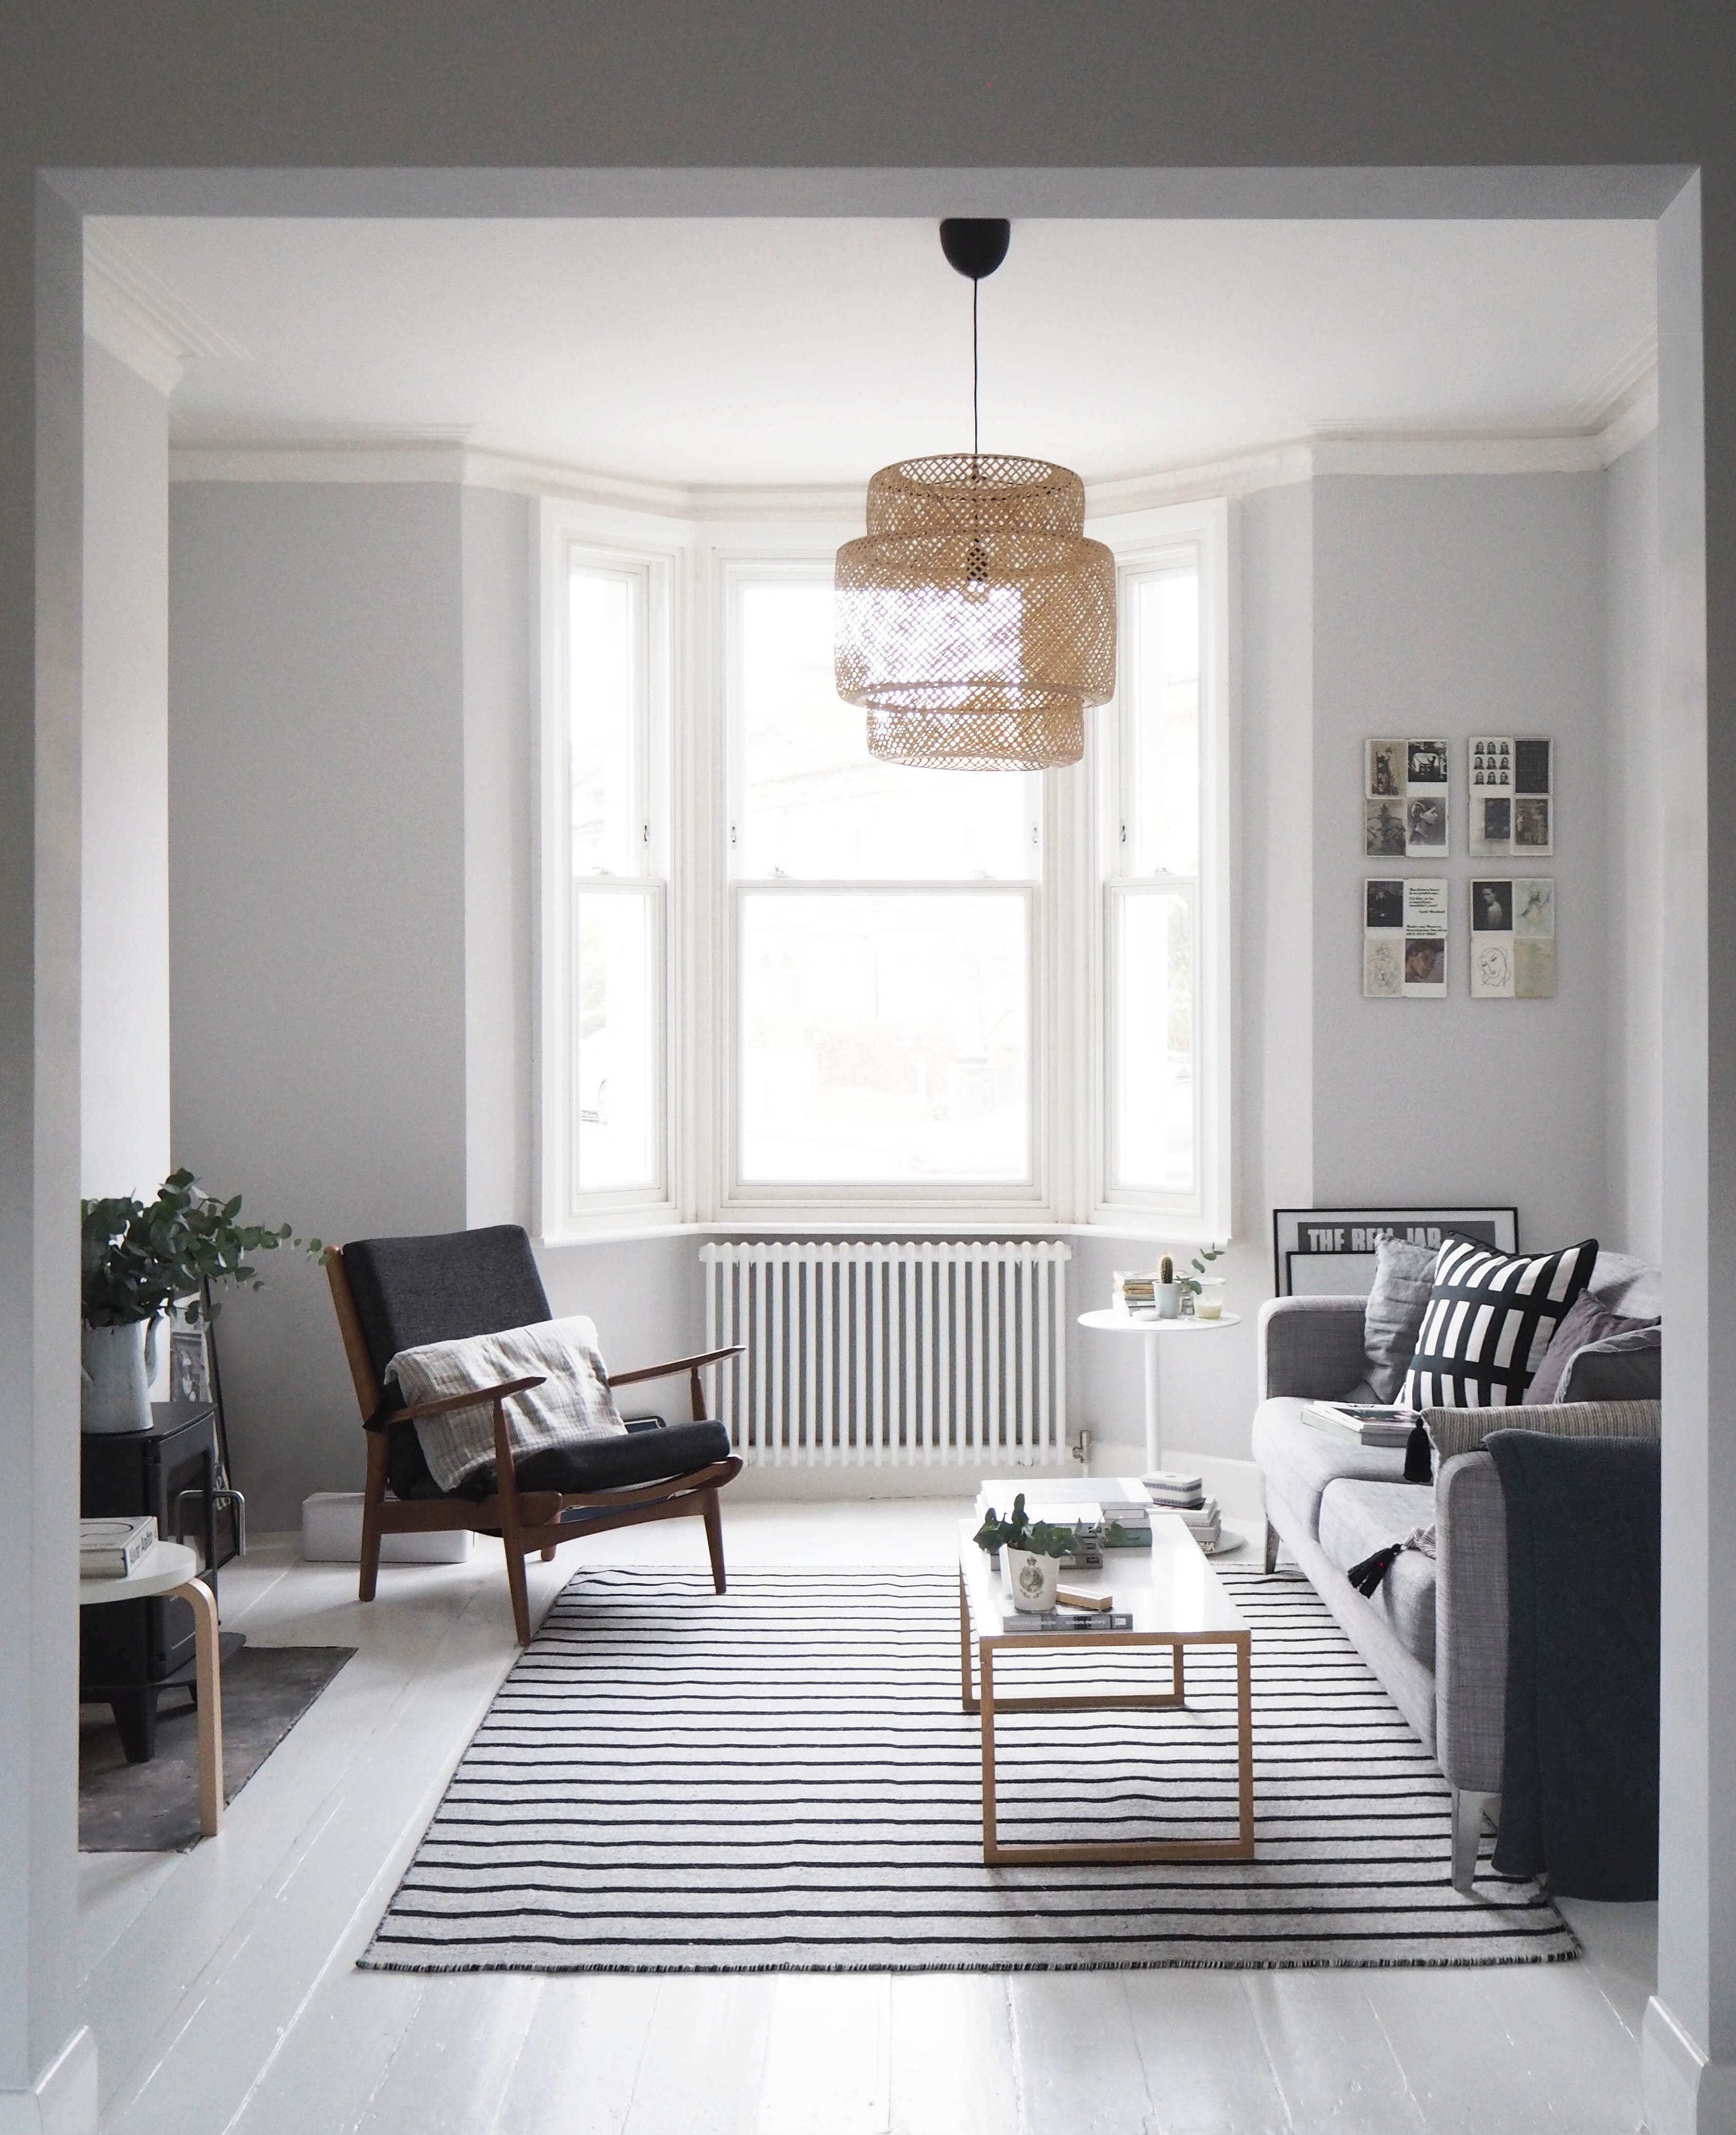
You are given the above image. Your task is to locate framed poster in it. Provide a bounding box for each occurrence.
[1272,1205,1520,1297]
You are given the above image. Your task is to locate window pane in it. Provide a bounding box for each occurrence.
[1113,888,1194,1194]
[739,578,1035,880]
[569,565,641,876]
[739,891,1029,1183]
[574,888,658,1193]
[1127,568,1200,878]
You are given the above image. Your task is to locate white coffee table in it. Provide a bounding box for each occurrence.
[1077,1307,1242,1478]
[956,1515,1253,1866]
[78,1541,224,1837]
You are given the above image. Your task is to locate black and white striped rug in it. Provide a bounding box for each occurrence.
[361,1564,1575,1973]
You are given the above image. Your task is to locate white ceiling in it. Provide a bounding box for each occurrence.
[96,217,1657,488]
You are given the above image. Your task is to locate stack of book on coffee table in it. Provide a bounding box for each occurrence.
[1144,1469,1223,1553]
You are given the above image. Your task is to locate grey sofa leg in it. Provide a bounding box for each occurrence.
[1263,1519,1279,1574]
[1451,1789,1498,1895]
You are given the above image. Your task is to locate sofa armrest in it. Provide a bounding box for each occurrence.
[1257,1296,1368,1400]
[1434,1449,1508,1796]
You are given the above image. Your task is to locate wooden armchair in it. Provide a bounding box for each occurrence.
[325,1224,743,1644]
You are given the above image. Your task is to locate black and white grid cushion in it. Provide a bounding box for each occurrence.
[1401,1236,1600,1409]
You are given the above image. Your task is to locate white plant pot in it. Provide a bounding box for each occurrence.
[1003,1546,1060,1613]
[81,1320,155,1434]
[1157,1282,1182,1319]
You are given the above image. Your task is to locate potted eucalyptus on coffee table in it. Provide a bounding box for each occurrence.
[973,1492,1077,1613]
[81,1169,320,1434]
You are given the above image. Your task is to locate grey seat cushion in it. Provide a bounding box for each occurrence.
[1252,1397,1409,1536]
[1317,1478,1438,1669]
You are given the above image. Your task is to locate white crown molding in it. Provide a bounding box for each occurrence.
[170,390,1661,502]
[82,222,248,394]
[84,278,185,397]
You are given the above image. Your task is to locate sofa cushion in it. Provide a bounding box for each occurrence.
[1586,1251,1662,1322]
[1525,1290,1656,1403]
[1401,1236,1599,1409]
[1560,1323,1662,1402]
[1362,1237,1439,1401]
[1253,1397,1408,1537]
[1317,1478,1438,1670]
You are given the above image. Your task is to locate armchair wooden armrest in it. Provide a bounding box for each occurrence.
[383,1374,545,1426]
[605,1344,745,1424]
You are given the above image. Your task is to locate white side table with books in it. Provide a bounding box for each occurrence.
[78,1540,224,1837]
[1077,1308,1241,1481]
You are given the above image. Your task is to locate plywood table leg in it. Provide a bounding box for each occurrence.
[959,1571,978,1712]
[173,1577,224,1836]
[1236,1631,1254,1855]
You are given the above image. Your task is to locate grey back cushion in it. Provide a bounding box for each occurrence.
[1560,1323,1662,1402]
[1587,1251,1663,1321]
[1362,1236,1439,1402]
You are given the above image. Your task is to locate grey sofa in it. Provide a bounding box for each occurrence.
[1252,1252,1662,1893]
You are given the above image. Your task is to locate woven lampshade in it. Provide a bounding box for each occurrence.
[835,454,1116,771]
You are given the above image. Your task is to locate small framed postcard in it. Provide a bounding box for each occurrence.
[1363,876,1447,998]
[1470,875,1556,998]
[1469,735,1554,856]
[1364,737,1450,857]
[1273,1205,1520,1297]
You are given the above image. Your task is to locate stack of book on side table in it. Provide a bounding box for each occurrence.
[79,1515,158,1579]
[1302,1402,1420,1448]
[1145,1469,1223,1554]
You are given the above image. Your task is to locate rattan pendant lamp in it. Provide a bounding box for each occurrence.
[834,219,1116,771]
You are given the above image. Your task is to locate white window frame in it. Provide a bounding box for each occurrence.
[1087,496,1232,1236]
[534,501,1230,1240]
[535,499,684,1238]
[716,550,1049,1218]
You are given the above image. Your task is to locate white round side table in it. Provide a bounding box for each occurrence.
[78,1541,224,1837]
[1076,1308,1243,1480]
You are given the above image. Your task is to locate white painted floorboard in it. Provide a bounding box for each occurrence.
[79,1503,1654,2135]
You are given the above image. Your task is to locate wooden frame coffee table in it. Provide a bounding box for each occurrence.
[956,1514,1253,1866]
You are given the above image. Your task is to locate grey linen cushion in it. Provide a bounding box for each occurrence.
[1525,1290,1657,1404]
[1560,1323,1662,1402]
[1361,1237,1439,1402]
[1423,1397,1660,1464]
[388,1315,628,1492]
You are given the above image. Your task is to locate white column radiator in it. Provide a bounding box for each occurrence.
[699,1240,1071,1469]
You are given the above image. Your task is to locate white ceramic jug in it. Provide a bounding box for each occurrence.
[81,1320,155,1434]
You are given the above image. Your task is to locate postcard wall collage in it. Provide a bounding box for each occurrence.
[1363,736,1556,1000]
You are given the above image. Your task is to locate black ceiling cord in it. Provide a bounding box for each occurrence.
[940,219,1011,466]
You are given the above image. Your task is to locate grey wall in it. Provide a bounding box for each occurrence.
[167,461,1650,1502]
[1310,473,1610,1249]
[1606,430,1665,1263]
[170,482,470,1525]
[81,342,169,1205]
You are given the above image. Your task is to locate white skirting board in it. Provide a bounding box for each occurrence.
[301,1491,473,1564]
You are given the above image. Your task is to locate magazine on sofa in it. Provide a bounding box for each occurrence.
[1303,1401,1422,1448]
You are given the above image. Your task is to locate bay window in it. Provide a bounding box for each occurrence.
[537,497,1227,1238]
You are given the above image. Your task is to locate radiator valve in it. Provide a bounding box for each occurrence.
[1071,1428,1092,1470]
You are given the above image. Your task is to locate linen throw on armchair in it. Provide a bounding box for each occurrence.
[1401,1236,1599,1410]
[387,1316,628,1492]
